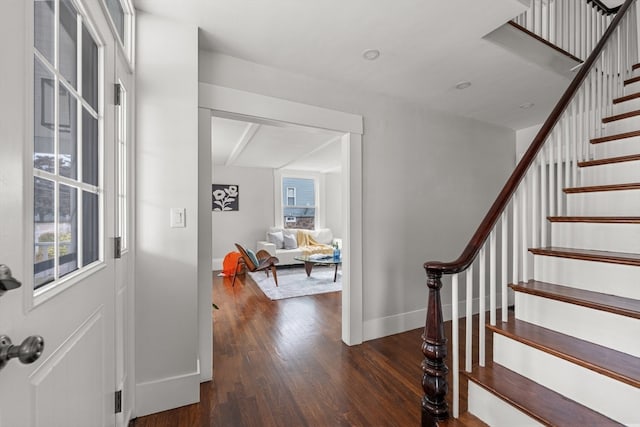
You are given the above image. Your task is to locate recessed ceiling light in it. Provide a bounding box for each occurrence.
[362,49,380,60]
[519,102,535,109]
[455,81,472,90]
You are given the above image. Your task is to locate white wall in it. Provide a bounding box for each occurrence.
[324,172,343,238]
[135,13,199,416]
[199,52,516,338]
[516,123,543,162]
[211,165,274,265]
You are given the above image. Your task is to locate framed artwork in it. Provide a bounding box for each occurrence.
[212,184,239,211]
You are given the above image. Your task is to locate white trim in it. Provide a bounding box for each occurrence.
[199,83,363,135]
[135,370,200,417]
[225,122,259,166]
[363,295,507,341]
[199,83,364,345]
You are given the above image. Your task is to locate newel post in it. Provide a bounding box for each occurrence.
[421,270,449,426]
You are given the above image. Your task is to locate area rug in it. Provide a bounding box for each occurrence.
[249,266,341,300]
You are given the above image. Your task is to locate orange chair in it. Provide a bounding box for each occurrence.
[232,243,279,287]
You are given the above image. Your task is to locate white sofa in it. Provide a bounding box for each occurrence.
[257,227,341,266]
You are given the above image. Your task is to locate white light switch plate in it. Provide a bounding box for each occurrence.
[170,208,186,228]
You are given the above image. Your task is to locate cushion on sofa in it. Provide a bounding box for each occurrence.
[267,231,284,249]
[283,232,297,249]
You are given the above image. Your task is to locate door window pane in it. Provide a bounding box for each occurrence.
[105,0,125,43]
[59,184,78,277]
[82,108,98,186]
[82,191,99,265]
[82,25,98,111]
[59,0,77,88]
[58,85,77,179]
[34,178,55,288]
[34,0,54,64]
[34,58,55,172]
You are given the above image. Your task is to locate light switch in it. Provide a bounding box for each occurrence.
[170,208,186,228]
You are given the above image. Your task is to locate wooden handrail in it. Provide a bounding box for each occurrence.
[424,0,634,277]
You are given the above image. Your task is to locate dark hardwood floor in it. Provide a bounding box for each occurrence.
[132,270,487,427]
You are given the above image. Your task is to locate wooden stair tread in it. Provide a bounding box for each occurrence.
[529,247,640,266]
[633,63,640,70]
[564,182,640,193]
[603,109,640,123]
[510,280,640,319]
[436,412,488,427]
[591,129,640,144]
[548,216,640,223]
[578,154,640,167]
[613,91,640,104]
[488,319,640,388]
[624,75,640,85]
[464,364,623,426]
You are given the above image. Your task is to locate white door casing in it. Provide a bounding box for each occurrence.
[0,1,120,425]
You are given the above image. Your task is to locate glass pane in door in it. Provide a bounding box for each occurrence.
[58,85,77,179]
[82,191,99,265]
[34,177,55,288]
[34,0,55,64]
[59,184,78,277]
[82,25,98,111]
[59,0,77,88]
[34,57,55,172]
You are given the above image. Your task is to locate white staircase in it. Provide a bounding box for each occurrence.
[466,28,640,427]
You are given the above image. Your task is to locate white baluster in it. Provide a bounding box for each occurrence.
[548,131,556,217]
[479,247,486,367]
[564,115,570,195]
[465,265,472,373]
[490,228,497,327]
[501,210,508,323]
[521,177,528,281]
[571,101,578,187]
[556,123,563,216]
[538,0,543,36]
[540,141,548,247]
[512,192,519,283]
[451,273,459,419]
[532,157,539,251]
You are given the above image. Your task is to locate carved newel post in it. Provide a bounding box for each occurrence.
[421,270,449,426]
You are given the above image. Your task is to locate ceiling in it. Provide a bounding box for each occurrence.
[135,0,624,170]
[211,115,343,172]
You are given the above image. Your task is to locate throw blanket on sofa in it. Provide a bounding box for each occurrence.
[296,231,334,256]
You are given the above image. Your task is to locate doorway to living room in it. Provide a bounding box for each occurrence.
[197,84,363,377]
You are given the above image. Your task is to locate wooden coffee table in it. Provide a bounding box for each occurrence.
[294,255,342,282]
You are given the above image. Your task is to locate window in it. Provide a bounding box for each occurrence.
[33,0,102,290]
[116,83,128,252]
[282,177,316,230]
[102,0,134,64]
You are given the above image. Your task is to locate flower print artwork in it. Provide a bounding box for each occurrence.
[212,184,239,211]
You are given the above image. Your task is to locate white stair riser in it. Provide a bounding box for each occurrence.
[551,221,640,253]
[580,160,640,186]
[515,293,640,357]
[625,80,640,95]
[494,335,640,424]
[613,97,640,116]
[566,189,640,216]
[468,382,543,427]
[602,115,640,135]
[533,255,640,299]
[591,135,640,158]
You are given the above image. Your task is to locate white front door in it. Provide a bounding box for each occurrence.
[114,48,134,426]
[0,1,118,425]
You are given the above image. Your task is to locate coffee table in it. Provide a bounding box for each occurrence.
[294,255,342,282]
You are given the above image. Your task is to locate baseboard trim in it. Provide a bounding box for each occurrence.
[363,295,506,341]
[135,370,200,417]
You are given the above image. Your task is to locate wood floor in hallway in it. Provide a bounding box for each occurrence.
[132,270,486,427]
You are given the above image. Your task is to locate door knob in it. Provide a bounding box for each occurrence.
[0,335,45,371]
[0,264,21,297]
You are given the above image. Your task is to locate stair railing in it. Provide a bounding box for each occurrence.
[513,0,621,61]
[421,0,638,425]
